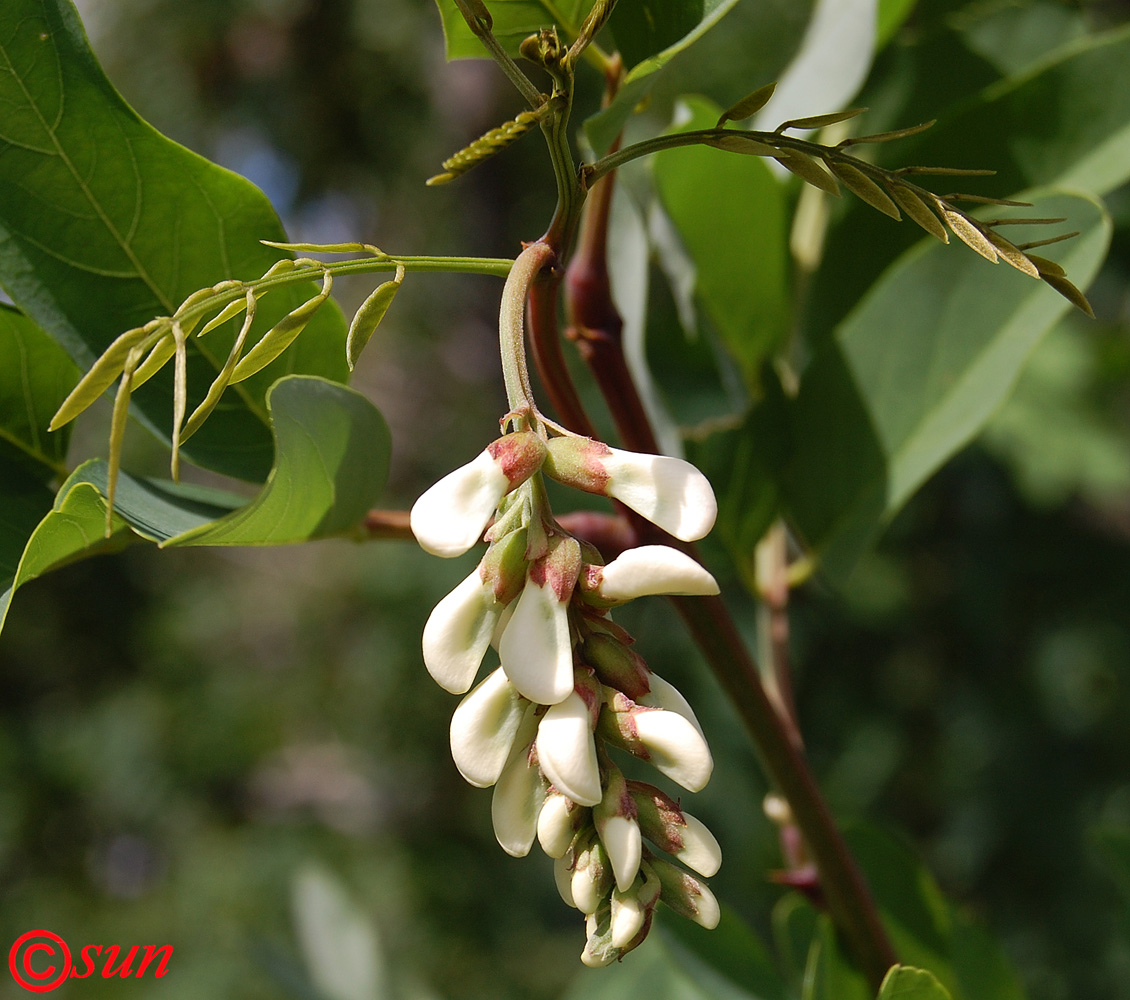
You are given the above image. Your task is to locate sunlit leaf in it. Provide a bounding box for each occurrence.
[0,0,349,483]
[653,97,791,380]
[585,0,742,155]
[877,966,953,1000]
[433,0,594,58]
[0,375,390,636]
[785,191,1108,581]
[716,83,778,127]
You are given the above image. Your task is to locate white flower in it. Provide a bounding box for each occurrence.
[411,432,546,558]
[536,691,601,807]
[585,545,719,602]
[449,668,527,787]
[537,792,577,858]
[676,812,722,878]
[545,438,717,542]
[422,569,501,694]
[498,578,573,705]
[650,858,720,930]
[609,888,645,949]
[633,708,714,792]
[554,853,578,908]
[597,814,641,893]
[602,449,717,542]
[637,670,704,737]
[490,708,544,857]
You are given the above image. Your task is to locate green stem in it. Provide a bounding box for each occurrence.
[450,0,544,109]
[170,255,513,330]
[499,241,557,414]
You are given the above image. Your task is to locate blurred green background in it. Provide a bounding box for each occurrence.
[3,1,1130,998]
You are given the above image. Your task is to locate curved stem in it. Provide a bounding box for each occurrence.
[499,241,557,414]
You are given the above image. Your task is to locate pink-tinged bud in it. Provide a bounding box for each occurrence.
[410,432,546,558]
[594,764,641,892]
[498,537,581,705]
[628,782,722,878]
[584,545,719,603]
[536,691,602,807]
[649,856,720,929]
[449,668,527,788]
[582,632,651,700]
[545,438,717,542]
[490,710,545,857]
[422,569,502,694]
[479,526,529,605]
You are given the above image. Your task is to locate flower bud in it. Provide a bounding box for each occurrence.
[580,906,617,968]
[629,781,722,878]
[581,545,719,604]
[422,569,502,694]
[648,856,720,929]
[544,438,717,542]
[554,852,578,908]
[582,631,650,701]
[593,765,641,892]
[490,708,545,857]
[449,668,527,788]
[537,791,586,858]
[536,687,601,808]
[571,837,614,914]
[411,431,546,557]
[600,701,714,793]
[609,887,645,949]
[498,536,581,705]
[479,525,529,605]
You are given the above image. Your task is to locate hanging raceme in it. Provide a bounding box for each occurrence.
[411,241,725,966]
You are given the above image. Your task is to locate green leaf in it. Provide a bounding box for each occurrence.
[608,0,705,70]
[877,967,953,1000]
[653,97,791,381]
[814,24,1130,339]
[0,304,78,481]
[585,0,742,155]
[876,0,917,49]
[1095,825,1130,901]
[0,376,389,635]
[0,0,349,483]
[784,190,1109,582]
[433,0,593,58]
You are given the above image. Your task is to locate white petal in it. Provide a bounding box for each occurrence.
[536,692,602,807]
[537,793,575,858]
[676,812,722,878]
[596,545,719,601]
[498,579,574,705]
[600,815,642,893]
[554,854,578,908]
[610,890,645,949]
[449,668,525,788]
[690,880,720,930]
[603,450,717,542]
[422,570,500,694]
[571,859,607,915]
[491,728,545,858]
[638,671,704,737]
[410,450,509,557]
[634,709,714,792]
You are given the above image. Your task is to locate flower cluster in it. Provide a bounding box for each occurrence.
[411,428,724,965]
